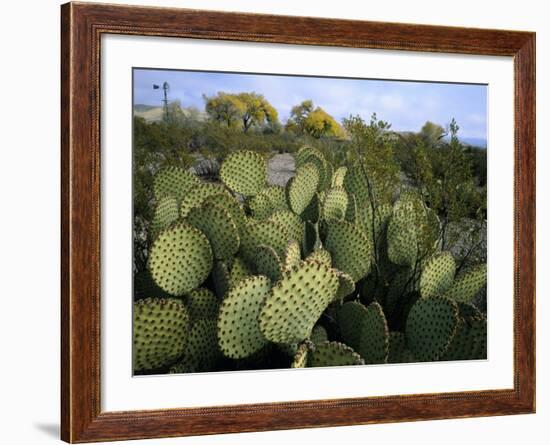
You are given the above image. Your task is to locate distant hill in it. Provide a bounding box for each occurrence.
[133,104,207,123]
[460,137,487,149]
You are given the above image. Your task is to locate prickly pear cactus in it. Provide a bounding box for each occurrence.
[136,143,487,375]
[186,202,240,261]
[324,219,372,282]
[444,264,487,303]
[220,150,267,196]
[133,298,190,372]
[150,196,179,239]
[405,296,459,361]
[153,166,199,202]
[259,260,339,344]
[148,222,213,296]
[419,252,456,299]
[218,276,271,358]
[287,163,320,214]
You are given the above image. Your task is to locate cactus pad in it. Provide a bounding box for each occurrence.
[444,264,487,303]
[185,318,221,372]
[259,260,339,344]
[324,219,372,282]
[229,256,252,288]
[220,150,267,196]
[308,341,365,367]
[420,252,456,298]
[150,196,179,239]
[357,302,389,364]
[343,163,371,204]
[133,298,190,371]
[180,183,230,218]
[405,296,458,361]
[204,193,247,230]
[217,276,270,358]
[335,271,355,301]
[186,202,240,261]
[186,288,219,321]
[240,219,290,263]
[257,185,288,212]
[331,166,347,188]
[310,325,328,345]
[306,249,332,267]
[153,166,199,202]
[255,245,283,282]
[283,240,302,270]
[387,204,418,267]
[148,222,213,296]
[291,341,311,368]
[287,163,320,214]
[338,301,368,352]
[322,187,349,220]
[269,210,304,245]
[248,193,273,219]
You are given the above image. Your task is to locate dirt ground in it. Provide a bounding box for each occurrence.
[268,153,295,186]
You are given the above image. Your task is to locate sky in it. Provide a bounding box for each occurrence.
[133,68,487,139]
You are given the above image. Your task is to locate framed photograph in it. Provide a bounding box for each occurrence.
[61,2,535,442]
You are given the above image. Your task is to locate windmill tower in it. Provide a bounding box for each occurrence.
[153,81,170,121]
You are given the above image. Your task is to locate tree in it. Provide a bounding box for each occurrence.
[203,92,280,132]
[286,100,345,138]
[419,121,446,147]
[203,92,246,128]
[237,92,279,133]
[342,113,399,202]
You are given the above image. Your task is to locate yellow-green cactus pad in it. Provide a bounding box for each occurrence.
[291,341,311,368]
[220,150,267,196]
[259,260,339,344]
[257,185,288,212]
[133,298,190,371]
[308,341,364,367]
[287,163,320,214]
[338,301,368,352]
[269,210,304,245]
[186,288,219,321]
[306,249,332,267]
[443,264,487,303]
[148,222,213,296]
[405,296,459,361]
[343,163,371,204]
[248,193,273,219]
[217,275,270,358]
[180,183,231,218]
[186,202,240,261]
[185,318,221,372]
[420,252,456,298]
[324,219,372,282]
[255,244,283,282]
[310,325,328,345]
[335,271,355,301]
[240,220,290,263]
[150,196,179,240]
[388,331,416,364]
[229,256,252,288]
[387,202,418,267]
[358,302,389,364]
[153,166,199,202]
[283,240,302,270]
[204,193,247,230]
[322,187,349,220]
[331,166,347,188]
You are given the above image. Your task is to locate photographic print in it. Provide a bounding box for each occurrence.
[132,68,488,376]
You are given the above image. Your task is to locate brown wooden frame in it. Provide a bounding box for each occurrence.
[61,2,536,442]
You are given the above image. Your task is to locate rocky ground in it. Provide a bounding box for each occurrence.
[267,153,295,186]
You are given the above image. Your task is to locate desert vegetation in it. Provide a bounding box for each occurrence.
[133,92,487,375]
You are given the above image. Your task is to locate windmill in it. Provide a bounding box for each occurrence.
[153,81,170,121]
